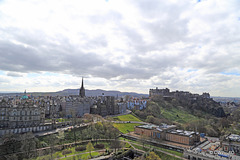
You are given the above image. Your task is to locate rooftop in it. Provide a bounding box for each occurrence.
[137,123,176,130]
[226,134,240,142]
[168,129,198,137]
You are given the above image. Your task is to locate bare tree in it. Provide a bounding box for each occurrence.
[46,134,59,159]
[111,139,122,153]
[20,132,38,159]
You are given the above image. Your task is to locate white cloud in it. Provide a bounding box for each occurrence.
[0,0,240,96]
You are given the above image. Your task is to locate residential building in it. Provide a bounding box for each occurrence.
[127,97,147,110]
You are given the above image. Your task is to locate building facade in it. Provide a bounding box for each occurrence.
[90,96,119,117]
[127,97,147,110]
[63,96,93,117]
[135,124,200,146]
[166,130,200,145]
[0,100,44,129]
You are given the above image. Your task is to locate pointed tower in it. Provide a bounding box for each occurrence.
[79,77,85,97]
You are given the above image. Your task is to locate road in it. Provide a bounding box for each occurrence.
[34,123,89,136]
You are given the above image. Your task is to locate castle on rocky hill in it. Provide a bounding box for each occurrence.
[149,87,210,101]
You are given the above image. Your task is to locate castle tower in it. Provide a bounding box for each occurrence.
[79,77,85,97]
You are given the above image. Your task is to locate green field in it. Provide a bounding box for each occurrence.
[61,151,100,160]
[113,114,142,122]
[161,106,201,124]
[113,123,142,133]
[33,142,111,160]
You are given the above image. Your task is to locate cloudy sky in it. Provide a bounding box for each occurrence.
[0,0,240,97]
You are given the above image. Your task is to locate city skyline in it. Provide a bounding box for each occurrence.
[0,0,240,97]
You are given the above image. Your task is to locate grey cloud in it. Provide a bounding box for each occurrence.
[6,72,23,77]
[133,0,190,43]
[0,0,239,87]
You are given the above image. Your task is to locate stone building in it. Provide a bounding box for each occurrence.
[135,124,200,146]
[135,124,176,139]
[90,96,118,117]
[63,96,93,117]
[60,78,94,117]
[149,87,211,101]
[117,102,127,114]
[166,129,200,145]
[149,87,170,97]
[0,99,45,129]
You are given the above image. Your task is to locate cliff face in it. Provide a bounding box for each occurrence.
[151,94,226,118]
[149,88,226,118]
[212,107,226,117]
[178,97,226,117]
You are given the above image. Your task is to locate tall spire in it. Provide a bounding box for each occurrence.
[79,77,85,97]
[81,77,84,89]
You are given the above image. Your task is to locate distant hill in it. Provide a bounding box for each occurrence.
[56,89,148,97]
[212,96,240,104]
[0,89,148,98]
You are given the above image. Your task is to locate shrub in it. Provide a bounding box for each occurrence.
[54,146,63,151]
[75,146,86,152]
[62,150,72,155]
[94,144,105,149]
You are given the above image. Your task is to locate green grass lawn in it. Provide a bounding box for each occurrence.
[61,151,100,160]
[33,142,111,160]
[34,147,88,160]
[56,118,69,122]
[161,106,201,124]
[113,114,142,122]
[113,123,142,133]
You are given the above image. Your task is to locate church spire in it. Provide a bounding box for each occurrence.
[81,77,84,89]
[79,77,85,97]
